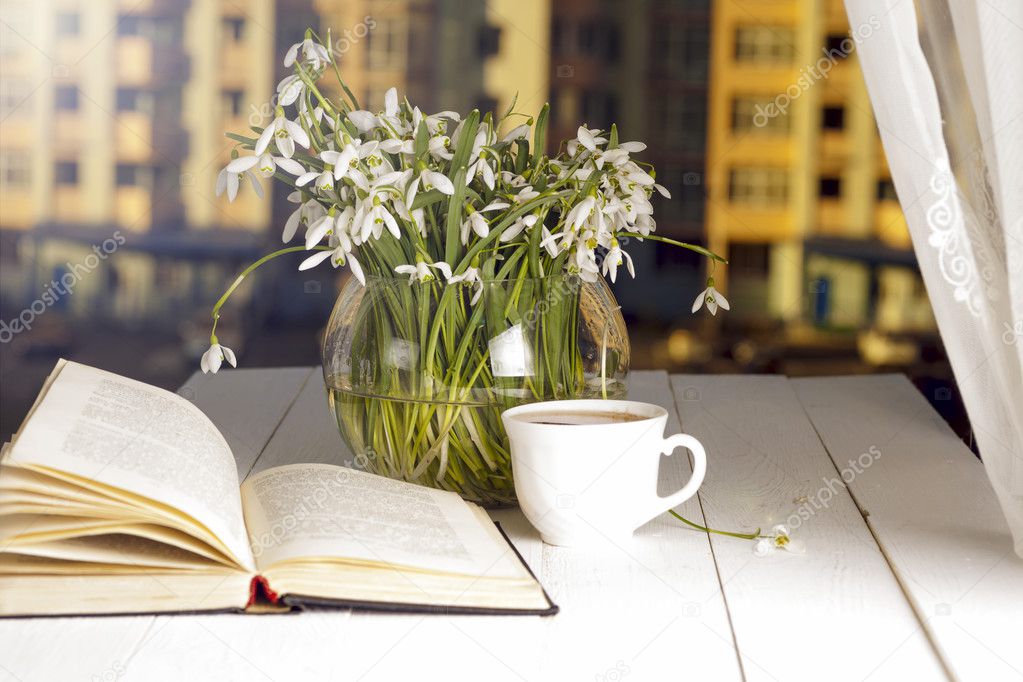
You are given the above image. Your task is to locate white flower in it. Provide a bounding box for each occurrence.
[283,38,330,70]
[448,266,483,304]
[753,525,805,557]
[499,213,538,243]
[565,194,598,231]
[459,201,508,245]
[501,124,530,144]
[254,111,310,159]
[419,170,455,195]
[569,125,607,156]
[602,238,635,283]
[281,192,325,242]
[394,260,453,283]
[216,160,264,202]
[691,278,730,316]
[200,342,237,374]
[276,74,305,106]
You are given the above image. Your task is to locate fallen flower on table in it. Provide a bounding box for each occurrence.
[753,524,806,557]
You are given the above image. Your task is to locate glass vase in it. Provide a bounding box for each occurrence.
[321,273,629,506]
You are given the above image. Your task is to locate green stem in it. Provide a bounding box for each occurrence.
[618,233,728,263]
[209,245,329,342]
[668,510,762,540]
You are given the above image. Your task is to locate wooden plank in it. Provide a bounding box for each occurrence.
[793,374,1023,681]
[180,367,315,478]
[0,369,313,682]
[246,370,351,474]
[671,375,948,682]
[531,371,742,681]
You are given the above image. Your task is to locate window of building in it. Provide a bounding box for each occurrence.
[824,33,851,58]
[581,91,618,129]
[654,94,707,149]
[734,26,796,63]
[551,19,566,56]
[877,178,898,202]
[56,12,80,37]
[728,167,789,205]
[116,164,139,186]
[819,176,842,198]
[118,15,141,37]
[478,25,501,57]
[366,17,407,70]
[222,16,245,43]
[475,95,498,115]
[221,89,244,118]
[578,20,597,54]
[729,242,771,277]
[55,161,78,185]
[732,95,790,133]
[821,105,845,130]
[55,85,78,111]
[0,78,29,118]
[653,23,709,79]
[0,150,30,187]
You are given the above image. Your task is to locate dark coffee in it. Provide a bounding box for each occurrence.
[517,410,646,426]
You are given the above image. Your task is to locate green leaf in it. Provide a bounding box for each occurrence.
[414,120,430,160]
[501,92,519,121]
[450,110,480,171]
[444,167,468,265]
[609,123,619,149]
[226,132,257,145]
[531,103,549,168]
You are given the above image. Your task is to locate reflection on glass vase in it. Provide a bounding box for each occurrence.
[322,273,630,506]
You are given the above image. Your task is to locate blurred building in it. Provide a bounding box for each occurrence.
[705,0,935,334]
[548,0,711,322]
[0,0,273,330]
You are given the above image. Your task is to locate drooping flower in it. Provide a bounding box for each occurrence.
[395,260,453,284]
[460,202,508,245]
[448,266,483,305]
[691,278,730,316]
[283,38,330,70]
[200,342,237,374]
[753,525,806,557]
[254,110,310,159]
[216,159,264,202]
[601,238,635,283]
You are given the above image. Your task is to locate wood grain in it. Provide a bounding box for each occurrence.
[671,374,948,682]
[793,374,1023,682]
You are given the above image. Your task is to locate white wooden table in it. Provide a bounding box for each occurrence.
[2,370,1021,682]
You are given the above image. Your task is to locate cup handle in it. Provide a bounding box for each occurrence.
[649,433,707,520]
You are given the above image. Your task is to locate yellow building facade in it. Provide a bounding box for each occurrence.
[705,0,927,331]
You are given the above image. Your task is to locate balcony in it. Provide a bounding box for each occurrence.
[816,198,847,235]
[713,205,796,242]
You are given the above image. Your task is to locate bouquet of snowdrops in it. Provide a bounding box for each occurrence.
[199,31,727,503]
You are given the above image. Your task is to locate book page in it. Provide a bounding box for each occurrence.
[5,360,255,571]
[241,463,517,577]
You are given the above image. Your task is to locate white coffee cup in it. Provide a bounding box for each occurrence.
[502,399,707,547]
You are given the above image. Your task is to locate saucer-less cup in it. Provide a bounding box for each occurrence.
[502,399,707,547]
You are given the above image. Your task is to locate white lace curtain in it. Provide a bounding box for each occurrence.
[843,0,1023,556]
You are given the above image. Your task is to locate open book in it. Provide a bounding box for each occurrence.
[0,360,556,617]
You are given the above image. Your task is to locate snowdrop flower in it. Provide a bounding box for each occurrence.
[276,74,305,107]
[395,260,453,284]
[281,192,325,242]
[216,160,263,202]
[419,169,455,195]
[691,278,730,316]
[448,266,483,305]
[499,213,538,243]
[428,134,453,161]
[753,525,805,557]
[460,201,508,245]
[501,124,531,144]
[601,238,634,283]
[465,130,495,190]
[254,110,310,159]
[565,194,598,231]
[200,342,237,374]
[568,125,607,156]
[283,38,330,70]
[299,236,365,285]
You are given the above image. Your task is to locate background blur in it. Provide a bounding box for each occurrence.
[0,0,967,443]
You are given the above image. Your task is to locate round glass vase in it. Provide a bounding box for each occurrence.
[321,273,630,506]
